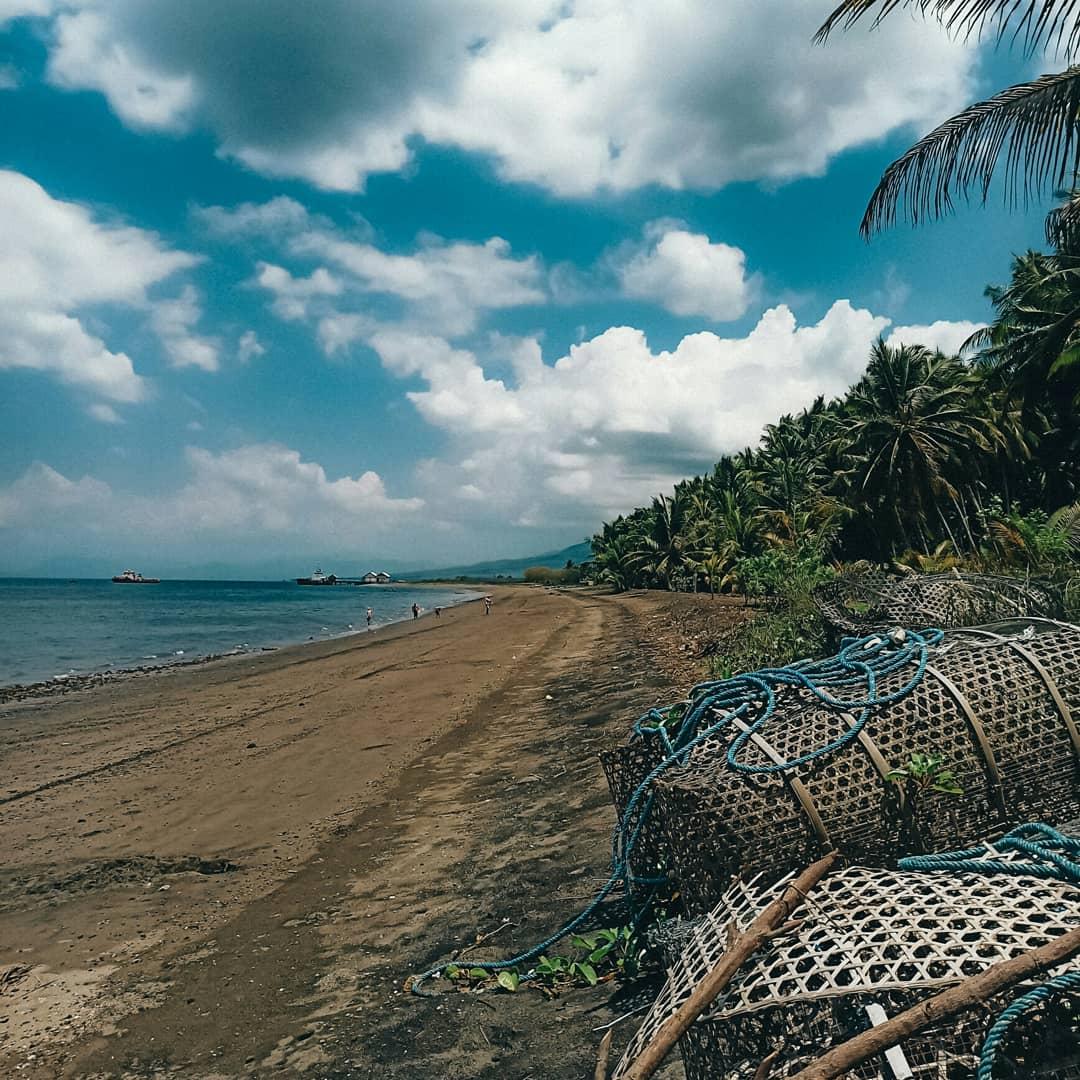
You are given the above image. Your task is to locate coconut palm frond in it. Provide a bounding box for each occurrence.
[1049,500,1080,550]
[1046,187,1080,248]
[816,1,1080,57]
[860,66,1080,236]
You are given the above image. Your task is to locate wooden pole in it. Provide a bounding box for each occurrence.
[788,922,1080,1080]
[594,1029,614,1080]
[618,851,838,1080]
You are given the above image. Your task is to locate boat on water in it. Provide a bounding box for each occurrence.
[112,569,160,584]
[296,568,338,586]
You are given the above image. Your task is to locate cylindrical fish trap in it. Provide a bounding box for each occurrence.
[654,620,1080,914]
[613,835,1080,1079]
[600,714,680,889]
[813,570,1062,637]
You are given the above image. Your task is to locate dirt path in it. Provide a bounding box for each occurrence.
[0,587,709,1078]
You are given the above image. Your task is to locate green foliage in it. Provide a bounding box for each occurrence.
[731,545,835,599]
[708,597,829,678]
[443,924,642,996]
[523,565,581,585]
[886,750,964,854]
[886,752,964,797]
[981,498,1075,568]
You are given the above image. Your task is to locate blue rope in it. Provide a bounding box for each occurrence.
[900,824,1080,1078]
[975,973,1080,1080]
[409,626,943,995]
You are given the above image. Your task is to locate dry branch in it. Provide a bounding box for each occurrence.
[594,1029,614,1080]
[618,852,838,1080]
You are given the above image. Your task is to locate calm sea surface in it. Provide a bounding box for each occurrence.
[0,578,480,687]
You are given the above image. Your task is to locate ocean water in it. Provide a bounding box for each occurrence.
[0,578,480,687]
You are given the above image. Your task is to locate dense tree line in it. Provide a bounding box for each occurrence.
[592,2,1080,595]
[591,242,1080,593]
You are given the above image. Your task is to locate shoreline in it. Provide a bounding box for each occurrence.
[0,586,741,1078]
[2,583,631,1077]
[0,586,485,706]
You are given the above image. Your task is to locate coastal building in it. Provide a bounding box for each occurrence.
[360,571,392,584]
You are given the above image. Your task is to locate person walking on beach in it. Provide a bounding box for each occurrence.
[483,595,492,615]
[365,607,373,629]
[412,602,420,619]
[434,606,442,618]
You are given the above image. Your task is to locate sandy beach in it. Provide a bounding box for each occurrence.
[0,586,739,1078]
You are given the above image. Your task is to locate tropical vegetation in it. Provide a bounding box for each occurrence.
[585,2,1080,677]
[816,1,1080,238]
[590,295,1080,598]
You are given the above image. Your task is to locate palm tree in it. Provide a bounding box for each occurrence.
[974,247,1080,503]
[834,340,1001,555]
[816,2,1080,236]
[632,494,700,589]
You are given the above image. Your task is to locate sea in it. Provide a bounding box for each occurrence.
[0,578,480,688]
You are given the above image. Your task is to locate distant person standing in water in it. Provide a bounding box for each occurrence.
[366,607,373,629]
[412,602,420,619]
[483,595,492,615]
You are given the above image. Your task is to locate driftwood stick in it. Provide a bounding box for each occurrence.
[594,1029,614,1080]
[752,1047,782,1079]
[619,852,838,1080]
[788,922,1080,1080]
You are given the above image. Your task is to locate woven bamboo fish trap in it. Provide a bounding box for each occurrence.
[813,571,1062,637]
[613,837,1080,1079]
[650,620,1080,914]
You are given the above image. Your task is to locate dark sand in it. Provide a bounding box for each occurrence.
[0,587,742,1078]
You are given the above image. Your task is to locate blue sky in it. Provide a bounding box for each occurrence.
[0,2,1054,576]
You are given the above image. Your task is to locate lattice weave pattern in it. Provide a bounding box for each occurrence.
[615,851,1080,1078]
[655,620,1080,913]
[813,571,1062,636]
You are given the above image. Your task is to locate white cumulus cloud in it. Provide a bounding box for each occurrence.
[0,0,53,26]
[151,285,219,371]
[193,195,312,237]
[292,232,546,336]
[886,319,985,356]
[617,223,751,320]
[237,329,265,364]
[0,170,200,402]
[366,300,891,528]
[0,444,424,563]
[37,1,977,196]
[254,263,343,321]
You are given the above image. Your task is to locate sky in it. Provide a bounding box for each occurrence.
[0,1,1056,577]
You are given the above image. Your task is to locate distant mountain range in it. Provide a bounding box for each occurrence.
[396,540,593,581]
[3,540,594,582]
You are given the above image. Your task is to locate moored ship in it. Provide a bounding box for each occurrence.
[296,568,338,585]
[112,569,160,584]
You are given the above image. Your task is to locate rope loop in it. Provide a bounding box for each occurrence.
[409,626,943,994]
[901,824,1080,1077]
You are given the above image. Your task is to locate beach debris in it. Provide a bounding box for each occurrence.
[605,619,1080,914]
[813,570,1064,637]
[612,826,1080,1079]
[0,964,31,992]
[612,852,836,1080]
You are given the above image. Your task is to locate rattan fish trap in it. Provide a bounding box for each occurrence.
[813,571,1062,637]
[641,621,1080,914]
[614,842,1080,1079]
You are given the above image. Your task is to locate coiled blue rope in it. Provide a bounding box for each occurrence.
[900,824,1080,1078]
[409,626,943,995]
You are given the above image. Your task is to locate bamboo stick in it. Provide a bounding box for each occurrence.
[617,851,838,1080]
[788,922,1080,1080]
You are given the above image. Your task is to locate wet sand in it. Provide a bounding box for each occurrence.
[0,587,738,1078]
